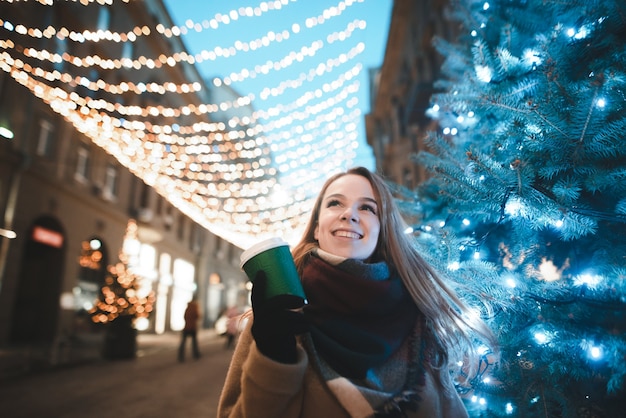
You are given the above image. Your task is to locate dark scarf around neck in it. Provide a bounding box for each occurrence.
[301,252,419,379]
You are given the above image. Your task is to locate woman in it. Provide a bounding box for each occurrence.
[218,167,497,417]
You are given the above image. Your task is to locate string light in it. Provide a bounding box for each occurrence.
[504,276,517,288]
[3,42,360,146]
[573,272,603,289]
[0,0,376,247]
[1,46,363,135]
[221,39,364,87]
[2,0,123,4]
[0,54,202,95]
[448,261,461,271]
[587,344,603,360]
[533,331,549,345]
[538,258,563,282]
[475,64,492,83]
[1,1,363,73]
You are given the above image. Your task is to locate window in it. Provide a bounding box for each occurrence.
[156,195,163,216]
[163,205,173,231]
[75,237,107,312]
[102,163,118,200]
[122,40,133,61]
[78,238,104,281]
[170,258,196,331]
[189,224,204,253]
[75,145,90,182]
[97,7,110,31]
[54,37,66,72]
[138,243,157,278]
[177,214,185,241]
[159,253,172,277]
[36,119,54,157]
[139,181,150,208]
[135,181,154,221]
[216,237,230,260]
[84,69,100,99]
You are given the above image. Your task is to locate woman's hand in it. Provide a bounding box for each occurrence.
[251,271,308,363]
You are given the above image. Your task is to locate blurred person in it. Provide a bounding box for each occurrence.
[224,306,242,349]
[178,299,201,362]
[218,167,497,417]
[215,306,244,349]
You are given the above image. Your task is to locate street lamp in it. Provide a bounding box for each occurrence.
[0,228,17,239]
[0,126,13,140]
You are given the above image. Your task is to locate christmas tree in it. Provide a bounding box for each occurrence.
[89,220,155,358]
[89,253,155,326]
[400,0,626,416]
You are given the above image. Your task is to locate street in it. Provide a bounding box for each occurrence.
[0,330,234,418]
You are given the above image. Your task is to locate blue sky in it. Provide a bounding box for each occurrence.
[162,0,393,173]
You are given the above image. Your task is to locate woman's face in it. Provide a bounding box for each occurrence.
[314,174,380,260]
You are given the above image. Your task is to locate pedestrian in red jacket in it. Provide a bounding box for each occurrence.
[178,299,201,362]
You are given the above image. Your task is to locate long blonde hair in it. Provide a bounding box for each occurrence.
[292,167,497,383]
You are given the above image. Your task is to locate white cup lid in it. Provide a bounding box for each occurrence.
[239,237,289,269]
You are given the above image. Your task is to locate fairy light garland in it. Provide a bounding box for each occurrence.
[2,0,363,65]
[1,0,123,5]
[217,23,365,86]
[2,24,365,105]
[4,20,149,42]
[2,62,275,190]
[0,0,374,247]
[1,22,364,133]
[1,47,362,144]
[2,59,320,226]
[0,0,364,72]
[0,53,202,94]
[0,70,356,243]
[1,0,366,128]
[156,0,301,35]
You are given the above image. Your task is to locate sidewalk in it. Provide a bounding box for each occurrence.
[0,328,234,418]
[0,328,219,381]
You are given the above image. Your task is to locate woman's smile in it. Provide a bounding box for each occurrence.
[332,229,363,239]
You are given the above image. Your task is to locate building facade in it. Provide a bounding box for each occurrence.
[0,0,248,359]
[366,0,458,189]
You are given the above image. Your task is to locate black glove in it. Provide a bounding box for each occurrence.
[251,271,308,363]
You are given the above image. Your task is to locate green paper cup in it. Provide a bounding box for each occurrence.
[240,238,307,304]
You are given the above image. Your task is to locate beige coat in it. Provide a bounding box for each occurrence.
[217,320,469,418]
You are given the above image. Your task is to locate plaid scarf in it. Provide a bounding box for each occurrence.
[301,250,428,417]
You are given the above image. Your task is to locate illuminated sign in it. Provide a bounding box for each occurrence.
[32,226,64,248]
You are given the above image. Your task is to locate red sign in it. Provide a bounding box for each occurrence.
[32,226,64,248]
